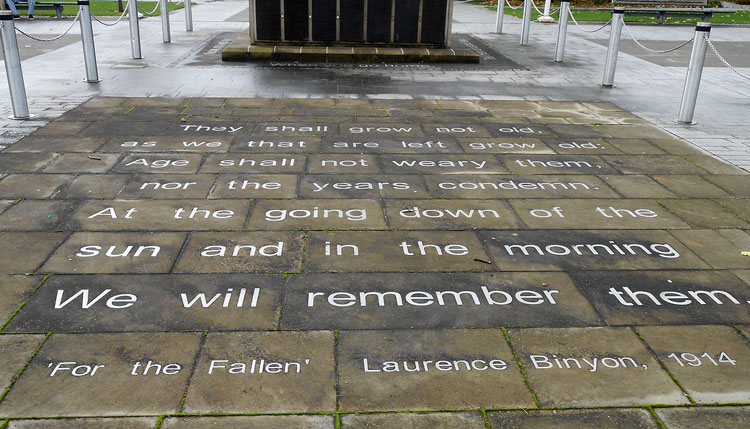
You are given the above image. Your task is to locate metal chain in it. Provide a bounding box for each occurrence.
[139,1,162,15]
[705,34,750,81]
[14,10,81,42]
[505,0,523,10]
[530,2,561,16]
[168,0,183,5]
[622,22,692,53]
[569,10,611,33]
[92,1,130,26]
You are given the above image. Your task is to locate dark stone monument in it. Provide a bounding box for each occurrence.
[249,0,453,47]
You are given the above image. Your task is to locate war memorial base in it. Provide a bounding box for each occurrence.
[0,96,748,427]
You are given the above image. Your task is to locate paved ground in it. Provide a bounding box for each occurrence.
[1,0,749,167]
[0,0,749,427]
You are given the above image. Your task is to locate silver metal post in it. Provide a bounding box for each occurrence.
[538,0,554,23]
[160,0,171,43]
[0,11,31,119]
[677,22,711,124]
[520,0,532,45]
[602,7,624,87]
[128,0,142,59]
[184,0,192,31]
[78,1,101,83]
[495,0,505,34]
[554,0,570,62]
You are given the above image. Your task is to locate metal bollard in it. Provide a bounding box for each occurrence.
[521,0,532,45]
[78,1,101,83]
[128,0,142,59]
[0,11,31,119]
[160,0,171,43]
[602,7,624,87]
[677,22,711,124]
[538,0,554,23]
[185,0,193,32]
[495,0,505,34]
[554,0,570,62]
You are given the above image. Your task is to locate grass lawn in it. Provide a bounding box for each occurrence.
[470,1,750,24]
[22,0,186,17]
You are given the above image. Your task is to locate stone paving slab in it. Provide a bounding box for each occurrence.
[162,415,334,428]
[652,175,735,198]
[111,154,203,175]
[281,272,600,330]
[248,199,386,230]
[0,97,748,423]
[0,174,74,199]
[705,175,750,198]
[480,230,708,271]
[0,333,201,417]
[117,175,217,200]
[0,232,68,273]
[298,174,430,199]
[637,325,750,404]
[509,199,689,230]
[6,418,157,429]
[670,229,750,269]
[69,200,251,231]
[53,174,130,200]
[305,231,492,272]
[0,153,59,173]
[655,406,750,428]
[40,232,188,274]
[4,136,108,153]
[0,201,77,231]
[99,136,232,153]
[658,199,748,228]
[338,329,533,411]
[598,175,678,199]
[500,154,617,175]
[183,331,335,414]
[507,327,687,407]
[486,408,659,428]
[384,199,522,229]
[0,276,41,323]
[4,274,282,333]
[173,231,304,273]
[423,174,620,199]
[340,412,485,428]
[42,153,121,174]
[569,270,750,326]
[0,335,46,395]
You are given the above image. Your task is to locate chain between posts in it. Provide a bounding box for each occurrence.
[530,2,562,16]
[91,1,131,26]
[139,2,161,15]
[14,10,81,41]
[622,21,692,53]
[569,10,611,33]
[704,35,750,81]
[505,0,523,10]
[531,1,559,15]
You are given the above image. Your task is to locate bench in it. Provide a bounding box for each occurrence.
[601,0,736,24]
[14,2,78,19]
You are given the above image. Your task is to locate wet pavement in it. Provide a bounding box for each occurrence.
[0,0,749,427]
